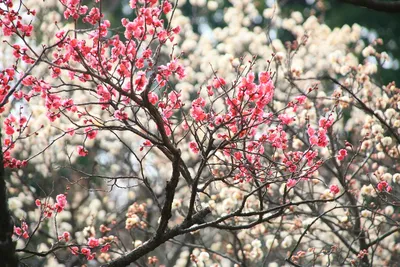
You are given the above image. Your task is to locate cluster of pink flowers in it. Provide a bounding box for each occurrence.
[35,194,68,217]
[337,149,348,161]
[84,127,98,140]
[0,68,15,108]
[0,1,35,37]
[14,221,29,239]
[189,141,200,154]
[287,179,297,188]
[88,237,100,248]
[190,97,208,122]
[377,181,392,192]
[77,146,88,157]
[329,184,340,195]
[357,249,369,259]
[58,231,71,242]
[70,238,111,260]
[1,0,185,163]
[3,115,19,136]
[158,91,184,136]
[189,70,337,185]
[54,194,67,213]
[307,116,334,148]
[72,247,96,261]
[60,0,89,20]
[2,111,29,168]
[212,77,227,89]
[114,109,129,121]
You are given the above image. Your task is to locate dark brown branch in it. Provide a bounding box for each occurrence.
[340,0,400,13]
[155,157,181,237]
[366,227,400,248]
[103,208,211,267]
[0,129,19,267]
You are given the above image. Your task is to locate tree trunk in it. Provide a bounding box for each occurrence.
[0,129,18,267]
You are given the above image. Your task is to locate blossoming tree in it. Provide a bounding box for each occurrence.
[1,0,400,266]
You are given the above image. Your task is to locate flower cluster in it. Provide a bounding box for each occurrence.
[35,194,68,218]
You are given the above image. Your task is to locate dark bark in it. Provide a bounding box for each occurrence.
[0,129,18,267]
[340,0,400,13]
[103,208,211,267]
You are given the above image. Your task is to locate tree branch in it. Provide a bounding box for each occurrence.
[103,208,211,267]
[340,0,400,13]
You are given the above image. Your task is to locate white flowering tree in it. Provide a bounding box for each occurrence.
[1,0,400,267]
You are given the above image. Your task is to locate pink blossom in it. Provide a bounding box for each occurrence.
[88,237,100,248]
[14,226,22,236]
[66,128,75,136]
[377,181,389,192]
[13,91,23,99]
[338,149,347,157]
[278,114,294,125]
[329,185,340,195]
[162,1,172,14]
[157,30,168,41]
[309,135,318,146]
[190,98,207,121]
[295,95,307,104]
[190,106,207,122]
[85,127,98,139]
[307,126,315,136]
[100,244,111,253]
[87,253,96,260]
[317,128,329,147]
[5,125,14,135]
[148,92,159,105]
[212,77,226,88]
[129,0,137,9]
[319,116,334,129]
[259,71,270,84]
[51,67,61,78]
[189,141,199,154]
[81,247,91,256]
[70,246,79,255]
[234,152,242,160]
[134,72,147,90]
[54,194,67,212]
[56,194,67,206]
[19,116,27,125]
[304,150,318,166]
[22,75,35,86]
[142,49,152,58]
[172,26,181,34]
[63,231,70,242]
[337,149,348,161]
[286,179,296,188]
[114,110,129,120]
[135,58,144,69]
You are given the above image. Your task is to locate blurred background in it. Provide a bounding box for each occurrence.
[89,0,400,84]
